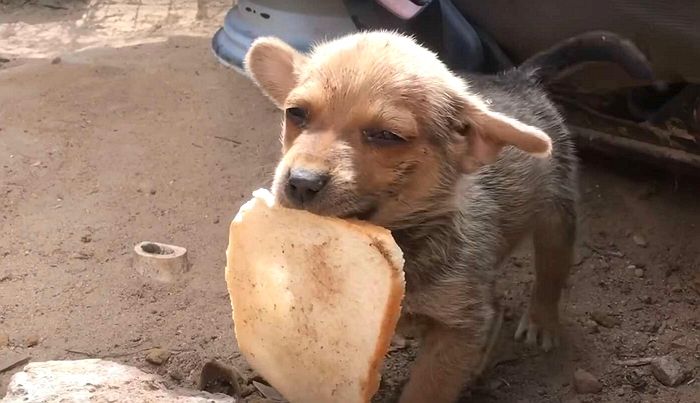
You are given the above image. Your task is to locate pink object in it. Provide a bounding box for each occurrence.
[375,0,429,20]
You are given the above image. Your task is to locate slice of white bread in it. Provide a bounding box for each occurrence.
[225,189,405,403]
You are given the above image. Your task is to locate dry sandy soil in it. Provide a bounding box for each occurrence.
[1,2,698,402]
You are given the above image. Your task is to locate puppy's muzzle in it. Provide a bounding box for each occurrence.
[285,168,330,206]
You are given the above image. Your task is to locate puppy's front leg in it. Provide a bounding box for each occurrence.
[399,323,484,403]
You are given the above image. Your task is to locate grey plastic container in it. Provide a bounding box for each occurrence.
[212,0,358,74]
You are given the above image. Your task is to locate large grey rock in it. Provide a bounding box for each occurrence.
[1,359,235,402]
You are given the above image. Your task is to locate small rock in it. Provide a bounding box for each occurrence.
[145,348,171,365]
[198,360,243,396]
[149,189,157,195]
[0,332,9,347]
[253,381,285,401]
[670,336,690,349]
[625,368,648,390]
[634,268,645,278]
[51,57,62,64]
[168,368,184,381]
[692,272,700,295]
[25,335,40,347]
[632,234,648,248]
[642,320,662,333]
[240,383,256,398]
[584,319,599,334]
[595,258,610,271]
[80,234,92,243]
[651,355,687,386]
[590,311,620,328]
[639,295,653,304]
[573,368,603,394]
[213,217,220,224]
[668,275,684,293]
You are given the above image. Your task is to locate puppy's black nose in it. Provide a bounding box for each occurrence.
[286,168,329,205]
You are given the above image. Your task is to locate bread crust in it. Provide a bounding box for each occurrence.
[225,189,405,403]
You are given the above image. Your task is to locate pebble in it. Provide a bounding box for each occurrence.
[590,311,620,328]
[634,268,645,278]
[168,368,184,381]
[651,355,687,386]
[584,319,599,334]
[487,378,506,391]
[51,57,62,64]
[145,348,171,365]
[573,368,602,394]
[253,381,284,401]
[632,234,648,247]
[81,234,92,243]
[625,369,647,390]
[25,335,40,348]
[0,332,9,347]
[240,384,256,398]
[692,272,700,295]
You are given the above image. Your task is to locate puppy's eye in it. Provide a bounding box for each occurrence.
[285,107,307,126]
[363,129,406,146]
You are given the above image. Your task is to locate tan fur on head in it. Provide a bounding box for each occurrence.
[244,31,554,227]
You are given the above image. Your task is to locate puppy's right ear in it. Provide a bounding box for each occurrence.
[244,37,307,108]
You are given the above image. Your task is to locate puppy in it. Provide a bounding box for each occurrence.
[243,31,651,402]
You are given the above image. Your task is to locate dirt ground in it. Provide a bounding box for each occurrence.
[1,2,698,402]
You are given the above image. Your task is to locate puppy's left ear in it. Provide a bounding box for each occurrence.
[457,94,553,173]
[244,37,308,108]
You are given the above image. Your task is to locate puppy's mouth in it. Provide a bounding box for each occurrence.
[340,204,378,221]
[275,191,377,222]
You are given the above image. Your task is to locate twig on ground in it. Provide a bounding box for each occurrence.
[213,136,241,145]
[613,357,654,367]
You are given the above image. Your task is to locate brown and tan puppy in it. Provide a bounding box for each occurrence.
[243,31,651,402]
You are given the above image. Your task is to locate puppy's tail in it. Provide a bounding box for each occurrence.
[519,31,653,83]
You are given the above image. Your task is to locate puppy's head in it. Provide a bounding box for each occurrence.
[245,32,551,229]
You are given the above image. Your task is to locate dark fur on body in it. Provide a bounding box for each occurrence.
[391,69,579,401]
[395,68,577,315]
[243,30,650,402]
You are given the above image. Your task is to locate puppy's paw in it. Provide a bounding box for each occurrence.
[514,307,560,352]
